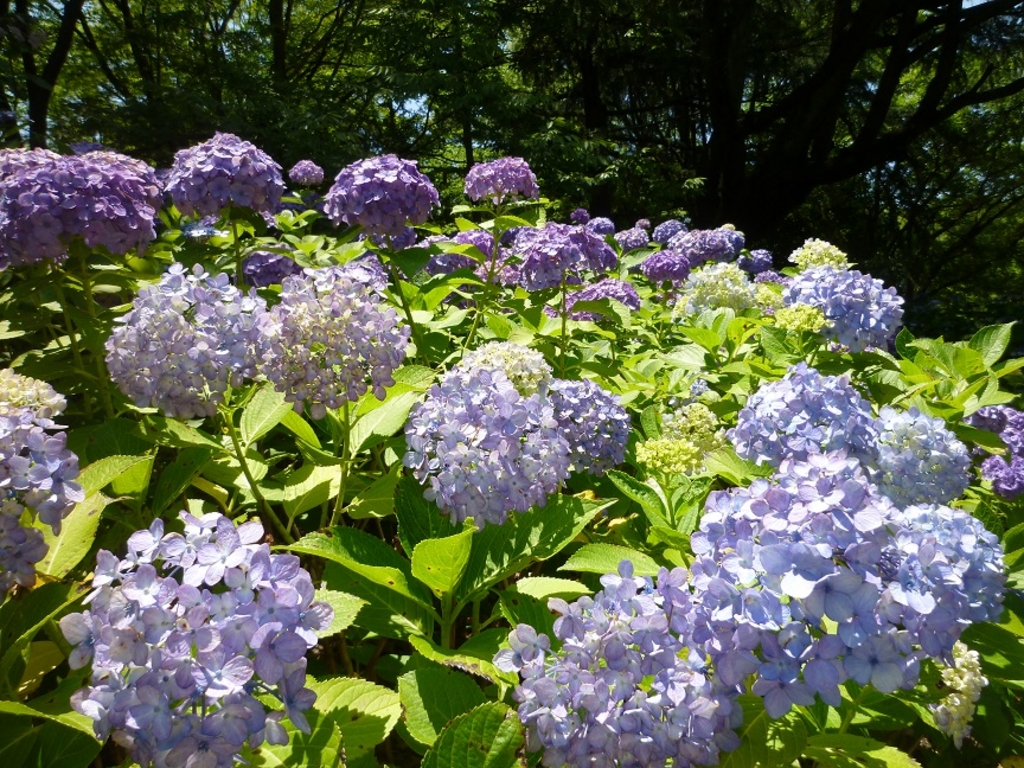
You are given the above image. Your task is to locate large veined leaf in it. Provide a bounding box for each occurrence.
[409,633,517,687]
[420,702,526,768]
[308,677,402,762]
[36,492,106,579]
[719,695,806,768]
[399,666,487,748]
[240,383,292,446]
[248,707,343,768]
[411,524,475,598]
[558,543,662,578]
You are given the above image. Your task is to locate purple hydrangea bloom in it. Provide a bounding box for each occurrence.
[287,160,324,187]
[513,223,617,290]
[584,216,615,236]
[62,511,332,768]
[966,405,1024,500]
[651,218,687,244]
[565,278,640,320]
[106,264,269,419]
[634,218,651,230]
[464,157,539,205]
[783,266,904,352]
[404,365,571,526]
[981,455,1024,499]
[569,208,590,225]
[497,561,742,768]
[728,362,879,468]
[259,265,410,419]
[165,133,285,218]
[639,249,691,283]
[241,250,304,287]
[738,249,773,275]
[0,147,61,179]
[324,154,438,237]
[667,228,742,267]
[613,226,649,252]
[0,151,162,269]
[754,270,789,286]
[548,379,631,475]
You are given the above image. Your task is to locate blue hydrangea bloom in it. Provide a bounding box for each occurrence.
[585,216,615,236]
[667,228,742,267]
[651,218,687,244]
[569,208,590,225]
[566,278,640,320]
[738,249,773,275]
[513,223,616,290]
[639,249,691,283]
[464,157,539,205]
[966,405,1024,499]
[613,226,649,252]
[783,266,904,352]
[548,379,631,475]
[242,250,304,287]
[287,159,324,187]
[324,154,438,237]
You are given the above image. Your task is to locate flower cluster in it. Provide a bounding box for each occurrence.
[106,264,269,419]
[404,365,571,526]
[259,265,410,419]
[967,405,1024,499]
[241,250,304,287]
[1,375,82,597]
[651,218,686,244]
[871,407,971,507]
[287,160,324,187]
[496,561,742,768]
[460,341,552,396]
[729,362,878,468]
[0,147,60,178]
[324,154,438,237]
[666,228,743,267]
[548,379,631,476]
[690,453,1004,717]
[613,226,649,252]
[62,512,332,768]
[585,217,615,236]
[636,402,725,477]
[784,267,905,352]
[772,304,827,333]
[788,238,850,271]
[738,249,773,275]
[565,278,641,320]
[0,151,162,269]
[464,157,539,205]
[674,262,757,316]
[931,641,987,749]
[165,133,284,218]
[639,249,691,284]
[513,223,616,290]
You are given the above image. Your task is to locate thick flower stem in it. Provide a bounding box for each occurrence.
[385,258,424,359]
[559,278,569,376]
[329,401,351,529]
[75,249,115,417]
[51,268,94,417]
[223,408,293,544]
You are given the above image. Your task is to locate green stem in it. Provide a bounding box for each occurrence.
[838,686,869,734]
[559,278,569,376]
[462,222,504,352]
[223,407,293,544]
[51,269,94,417]
[385,258,423,359]
[76,250,115,417]
[329,401,351,529]
[439,594,456,650]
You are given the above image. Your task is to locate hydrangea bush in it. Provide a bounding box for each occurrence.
[1,145,1022,768]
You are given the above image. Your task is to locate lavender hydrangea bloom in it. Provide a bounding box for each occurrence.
[755,270,789,286]
[639,249,691,283]
[241,250,304,287]
[513,223,616,290]
[497,561,742,768]
[62,511,332,768]
[585,216,615,236]
[784,266,904,352]
[165,133,285,218]
[729,362,878,468]
[106,264,269,419]
[259,265,410,419]
[613,226,649,252]
[287,160,324,187]
[0,147,60,179]
[651,218,686,244]
[404,366,571,526]
[0,151,162,269]
[966,405,1024,499]
[464,157,539,205]
[870,407,971,507]
[981,455,1024,499]
[548,379,631,475]
[569,208,590,225]
[667,228,742,267]
[324,154,438,237]
[565,278,640,320]
[738,249,773,275]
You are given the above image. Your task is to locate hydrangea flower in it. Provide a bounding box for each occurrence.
[870,407,971,507]
[0,150,163,269]
[738,249,773,275]
[651,218,686,244]
[460,342,552,396]
[0,368,66,424]
[639,249,691,284]
[259,265,410,419]
[932,641,987,749]
[287,160,324,187]
[569,208,590,225]
[324,154,438,237]
[496,561,742,768]
[637,403,725,476]
[788,238,850,270]
[565,278,640,320]
[773,304,827,333]
[613,226,649,252]
[729,362,878,468]
[980,455,1024,499]
[513,223,616,290]
[62,511,332,768]
[464,157,539,205]
[666,228,742,267]
[106,264,269,419]
[404,366,571,526]
[0,147,60,179]
[241,250,304,287]
[784,267,905,352]
[165,133,285,218]
[966,405,1024,499]
[548,379,630,475]
[585,216,615,236]
[674,262,757,316]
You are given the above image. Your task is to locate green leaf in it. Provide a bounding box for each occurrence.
[803,734,921,767]
[558,543,662,578]
[151,446,215,515]
[0,715,39,766]
[409,634,518,687]
[720,695,806,768]
[75,454,152,495]
[0,699,96,738]
[396,475,459,555]
[420,702,526,768]
[281,464,341,520]
[249,707,343,768]
[459,495,611,600]
[29,720,102,767]
[509,577,590,601]
[349,390,421,454]
[606,470,670,528]
[399,667,487,748]
[969,322,1015,367]
[346,465,401,519]
[894,326,916,360]
[704,447,772,485]
[289,528,435,640]
[313,589,367,638]
[309,677,402,761]
[240,384,292,446]
[640,406,662,439]
[280,409,321,448]
[139,416,225,451]
[36,492,105,579]
[680,326,724,354]
[412,524,475,598]
[0,583,81,693]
